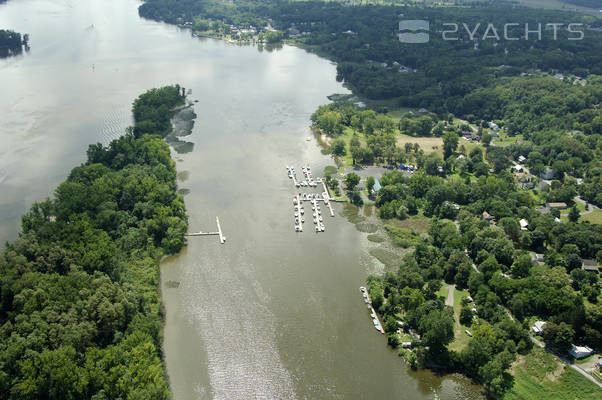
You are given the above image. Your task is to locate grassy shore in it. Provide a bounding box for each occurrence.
[504,347,600,400]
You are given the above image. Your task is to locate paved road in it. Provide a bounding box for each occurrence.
[575,196,600,215]
[445,284,455,307]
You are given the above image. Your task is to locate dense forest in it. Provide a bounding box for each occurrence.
[0,85,187,399]
[0,29,28,57]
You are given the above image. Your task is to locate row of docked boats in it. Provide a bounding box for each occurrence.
[360,286,384,333]
[293,194,305,232]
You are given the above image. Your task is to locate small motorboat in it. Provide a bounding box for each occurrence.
[359,286,366,292]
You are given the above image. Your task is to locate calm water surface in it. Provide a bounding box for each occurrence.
[0,0,484,398]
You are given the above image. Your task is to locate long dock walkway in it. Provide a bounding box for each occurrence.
[186,217,226,244]
[320,180,335,217]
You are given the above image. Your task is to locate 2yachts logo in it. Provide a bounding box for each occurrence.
[399,20,585,43]
[398,20,430,43]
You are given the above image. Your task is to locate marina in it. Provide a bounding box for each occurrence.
[287,165,334,233]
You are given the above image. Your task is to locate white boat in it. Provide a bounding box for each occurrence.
[320,225,325,232]
[300,209,304,215]
[295,225,301,232]
[301,217,305,223]
[315,226,319,232]
[359,286,366,292]
[319,216,323,222]
[294,212,298,217]
[313,218,317,224]
[373,319,382,331]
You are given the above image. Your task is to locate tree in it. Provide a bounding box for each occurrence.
[568,205,580,222]
[349,191,363,206]
[331,138,346,156]
[510,254,533,278]
[418,309,455,353]
[443,131,459,159]
[366,176,375,194]
[344,173,360,191]
[565,253,582,272]
[542,322,574,354]
[460,307,474,326]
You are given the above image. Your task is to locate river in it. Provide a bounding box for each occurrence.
[0,0,484,398]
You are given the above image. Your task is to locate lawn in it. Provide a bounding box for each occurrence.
[581,208,602,225]
[383,215,431,234]
[504,347,601,400]
[561,207,602,224]
[396,134,443,155]
[448,287,472,351]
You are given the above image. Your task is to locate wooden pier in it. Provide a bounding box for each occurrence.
[186,217,226,244]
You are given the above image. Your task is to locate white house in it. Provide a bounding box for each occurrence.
[518,155,526,164]
[519,219,529,231]
[532,321,546,335]
[569,345,594,359]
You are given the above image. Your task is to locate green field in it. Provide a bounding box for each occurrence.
[581,208,602,225]
[504,347,601,400]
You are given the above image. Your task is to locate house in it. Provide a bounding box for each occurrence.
[547,202,567,210]
[532,321,546,335]
[582,259,599,273]
[530,253,545,264]
[540,167,555,180]
[488,121,500,131]
[569,345,594,359]
[372,178,382,194]
[517,155,527,164]
[481,211,492,221]
[402,342,413,349]
[513,165,523,173]
[519,219,529,231]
